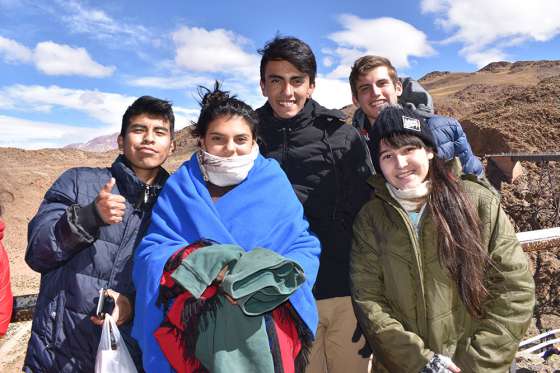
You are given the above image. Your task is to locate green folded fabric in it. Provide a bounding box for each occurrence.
[171,244,243,298]
[195,297,275,373]
[220,248,305,315]
[170,244,305,373]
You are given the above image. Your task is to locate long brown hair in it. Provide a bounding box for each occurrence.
[381,134,490,318]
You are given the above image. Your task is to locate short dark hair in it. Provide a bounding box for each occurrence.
[258,36,317,85]
[349,55,399,98]
[192,81,258,140]
[121,96,175,138]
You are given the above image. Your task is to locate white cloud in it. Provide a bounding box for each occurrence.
[1,84,134,128]
[128,74,212,90]
[421,0,560,67]
[312,76,353,110]
[0,84,200,146]
[0,35,33,63]
[0,115,104,149]
[173,107,201,130]
[172,26,260,80]
[463,48,507,68]
[0,37,114,77]
[0,84,199,149]
[326,14,435,78]
[55,0,152,45]
[34,41,115,77]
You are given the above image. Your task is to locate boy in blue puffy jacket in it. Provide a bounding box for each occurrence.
[23,96,175,372]
[349,55,483,177]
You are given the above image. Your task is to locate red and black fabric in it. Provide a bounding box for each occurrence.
[156,238,219,310]
[154,240,312,373]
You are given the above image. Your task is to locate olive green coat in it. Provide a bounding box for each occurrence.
[350,175,535,373]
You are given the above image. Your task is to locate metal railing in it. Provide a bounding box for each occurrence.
[10,228,560,323]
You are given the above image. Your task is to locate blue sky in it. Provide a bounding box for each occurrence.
[1,0,559,149]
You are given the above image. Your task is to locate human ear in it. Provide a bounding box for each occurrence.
[395,80,403,97]
[307,81,315,98]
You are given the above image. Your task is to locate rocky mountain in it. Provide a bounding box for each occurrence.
[64,124,198,154]
[64,132,119,152]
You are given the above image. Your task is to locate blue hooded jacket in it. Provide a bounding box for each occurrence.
[23,155,168,373]
[352,108,484,177]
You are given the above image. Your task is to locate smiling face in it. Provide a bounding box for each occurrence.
[260,59,315,119]
[352,65,402,124]
[200,115,255,157]
[117,113,174,184]
[378,140,434,190]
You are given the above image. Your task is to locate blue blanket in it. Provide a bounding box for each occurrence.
[132,153,320,372]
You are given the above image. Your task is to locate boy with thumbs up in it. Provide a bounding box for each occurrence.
[23,96,175,373]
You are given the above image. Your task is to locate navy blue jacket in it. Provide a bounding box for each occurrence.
[352,108,484,176]
[23,155,168,373]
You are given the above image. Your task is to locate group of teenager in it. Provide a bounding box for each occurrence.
[19,36,535,373]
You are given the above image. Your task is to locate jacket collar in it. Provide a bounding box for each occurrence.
[258,99,345,132]
[368,174,391,200]
[110,155,169,209]
[352,108,373,136]
[0,218,4,241]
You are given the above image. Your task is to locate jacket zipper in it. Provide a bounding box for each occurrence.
[282,127,288,170]
[107,184,153,288]
[385,197,430,338]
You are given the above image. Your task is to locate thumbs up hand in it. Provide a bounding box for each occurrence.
[95,178,126,224]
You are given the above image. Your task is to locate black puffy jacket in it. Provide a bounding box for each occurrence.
[257,99,373,299]
[23,155,168,373]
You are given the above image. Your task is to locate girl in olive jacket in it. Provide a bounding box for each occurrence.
[350,105,535,373]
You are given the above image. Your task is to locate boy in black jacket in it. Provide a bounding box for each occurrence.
[256,36,372,373]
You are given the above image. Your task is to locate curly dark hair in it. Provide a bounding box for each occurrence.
[191,81,258,140]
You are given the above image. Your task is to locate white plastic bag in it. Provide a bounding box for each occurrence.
[95,314,138,373]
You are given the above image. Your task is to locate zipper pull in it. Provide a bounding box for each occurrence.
[144,185,150,205]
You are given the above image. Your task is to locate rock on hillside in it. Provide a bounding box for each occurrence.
[419,60,560,155]
[64,132,118,152]
[64,124,197,154]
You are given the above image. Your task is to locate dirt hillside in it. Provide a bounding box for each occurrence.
[1,61,560,370]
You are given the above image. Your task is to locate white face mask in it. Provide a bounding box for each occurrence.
[198,143,259,187]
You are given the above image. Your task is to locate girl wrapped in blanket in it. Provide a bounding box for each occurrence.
[132,82,320,373]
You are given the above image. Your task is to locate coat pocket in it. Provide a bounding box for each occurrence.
[51,291,66,348]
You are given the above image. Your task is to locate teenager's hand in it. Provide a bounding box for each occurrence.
[90,289,133,326]
[214,266,237,305]
[95,178,126,224]
[441,356,461,373]
[107,290,132,326]
[421,354,461,373]
[215,265,229,283]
